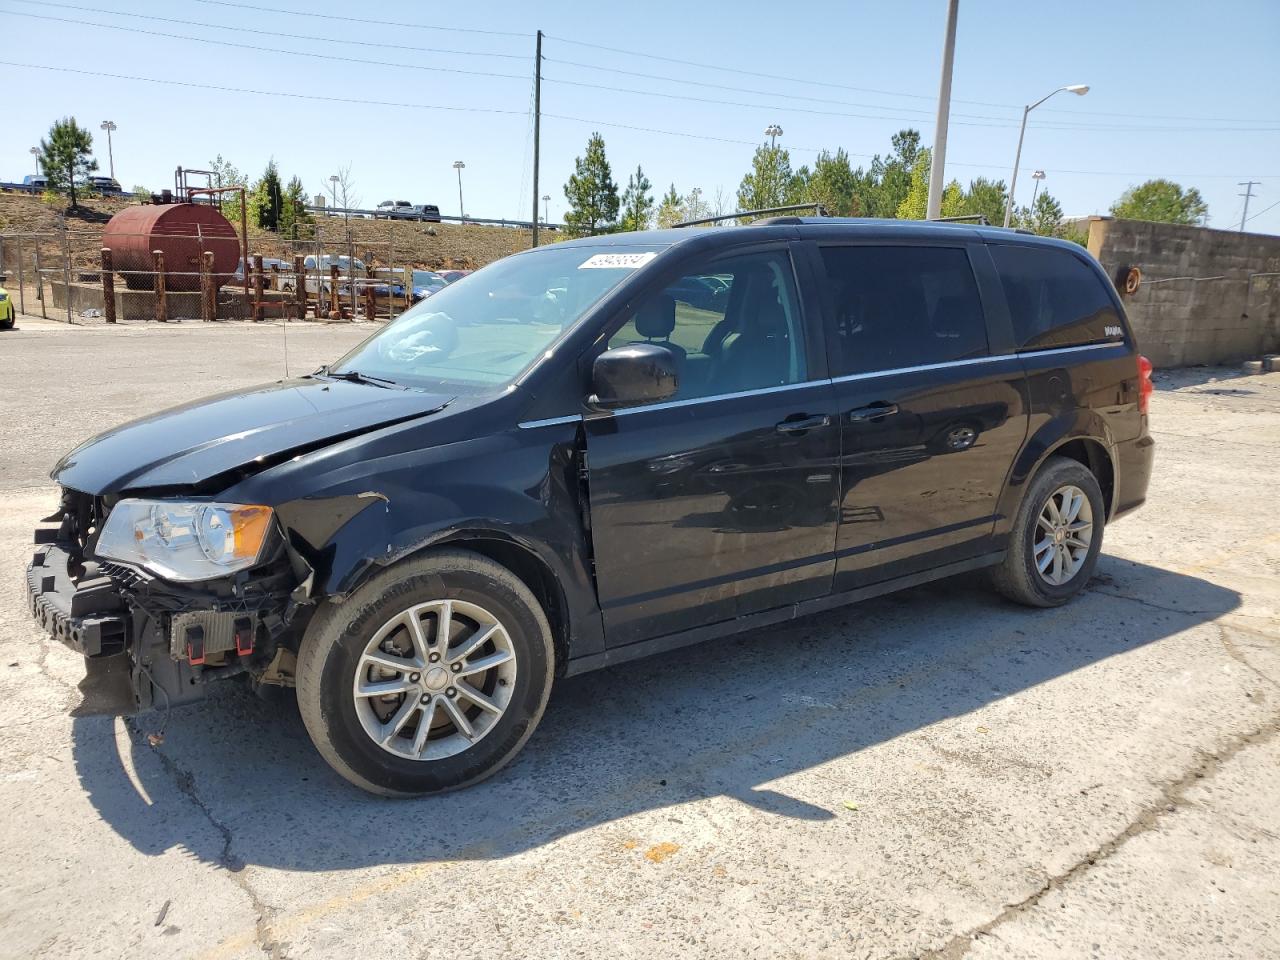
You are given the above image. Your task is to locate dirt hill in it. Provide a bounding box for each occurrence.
[0,190,538,274]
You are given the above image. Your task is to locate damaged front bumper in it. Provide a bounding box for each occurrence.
[26,524,304,714]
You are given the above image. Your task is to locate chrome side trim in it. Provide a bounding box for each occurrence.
[1015,342,1123,359]
[830,352,1017,385]
[828,342,1120,386]
[516,414,582,430]
[612,378,831,417]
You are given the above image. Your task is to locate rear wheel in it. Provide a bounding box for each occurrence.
[297,549,555,796]
[991,456,1105,607]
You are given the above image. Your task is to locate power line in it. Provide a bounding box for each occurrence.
[543,33,1280,124]
[11,61,1277,183]
[191,0,527,37]
[1243,196,1280,223]
[11,0,529,58]
[544,74,1280,133]
[545,53,1279,127]
[1,9,530,80]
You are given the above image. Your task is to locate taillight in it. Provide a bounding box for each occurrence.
[1138,355,1153,415]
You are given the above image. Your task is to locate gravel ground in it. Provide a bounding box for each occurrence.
[0,313,1277,960]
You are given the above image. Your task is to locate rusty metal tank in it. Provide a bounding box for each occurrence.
[102,203,240,291]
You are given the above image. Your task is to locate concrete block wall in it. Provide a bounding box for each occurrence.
[1086,217,1280,368]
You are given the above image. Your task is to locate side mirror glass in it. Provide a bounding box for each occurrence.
[589,343,679,410]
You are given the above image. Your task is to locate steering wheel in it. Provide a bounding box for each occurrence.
[380,313,460,364]
[701,317,738,358]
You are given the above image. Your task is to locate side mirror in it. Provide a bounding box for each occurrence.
[588,343,679,410]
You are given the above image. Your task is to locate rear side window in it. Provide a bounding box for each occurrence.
[819,246,988,376]
[990,245,1122,351]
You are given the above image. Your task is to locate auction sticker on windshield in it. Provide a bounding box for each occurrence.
[578,252,658,270]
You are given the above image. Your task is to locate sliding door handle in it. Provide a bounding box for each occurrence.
[776,414,831,434]
[848,402,899,422]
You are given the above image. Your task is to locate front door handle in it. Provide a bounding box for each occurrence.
[776,414,831,434]
[848,402,900,422]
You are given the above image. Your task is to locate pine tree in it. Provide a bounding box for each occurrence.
[38,117,97,209]
[563,133,620,236]
[655,183,683,228]
[620,164,654,232]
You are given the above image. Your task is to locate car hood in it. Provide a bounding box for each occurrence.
[53,377,453,495]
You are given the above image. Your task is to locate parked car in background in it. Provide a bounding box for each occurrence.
[22,175,49,191]
[233,257,292,290]
[375,201,413,219]
[302,254,367,295]
[25,215,1153,796]
[0,275,14,329]
[438,269,473,284]
[86,176,122,194]
[388,204,442,223]
[411,269,448,299]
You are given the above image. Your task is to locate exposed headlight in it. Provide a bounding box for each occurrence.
[96,500,274,582]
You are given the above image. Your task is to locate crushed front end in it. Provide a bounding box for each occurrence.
[26,487,307,713]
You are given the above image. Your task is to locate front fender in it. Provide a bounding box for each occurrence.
[221,422,604,660]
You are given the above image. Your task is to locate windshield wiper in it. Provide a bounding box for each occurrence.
[314,366,401,389]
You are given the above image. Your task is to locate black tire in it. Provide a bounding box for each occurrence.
[297,549,555,796]
[991,455,1105,608]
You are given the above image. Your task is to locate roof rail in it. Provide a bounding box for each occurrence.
[928,214,991,225]
[673,202,828,228]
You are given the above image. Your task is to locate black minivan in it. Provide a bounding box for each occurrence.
[27,218,1154,795]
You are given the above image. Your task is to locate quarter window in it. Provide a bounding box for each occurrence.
[608,251,806,401]
[818,246,989,376]
[990,245,1122,350]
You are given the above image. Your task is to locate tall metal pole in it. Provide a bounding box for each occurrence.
[531,29,542,247]
[454,161,466,221]
[1238,181,1260,231]
[1003,105,1030,228]
[926,0,959,221]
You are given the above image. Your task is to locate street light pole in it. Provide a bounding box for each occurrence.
[1030,170,1046,208]
[926,0,959,221]
[453,161,466,222]
[542,194,550,225]
[29,146,40,177]
[764,124,783,149]
[99,120,117,181]
[1004,84,1089,227]
[328,174,339,219]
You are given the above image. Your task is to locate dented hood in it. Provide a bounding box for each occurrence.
[52,377,452,495]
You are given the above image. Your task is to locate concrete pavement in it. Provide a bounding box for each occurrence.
[0,319,1276,959]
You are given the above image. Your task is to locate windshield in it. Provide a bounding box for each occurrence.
[413,271,447,289]
[330,245,662,390]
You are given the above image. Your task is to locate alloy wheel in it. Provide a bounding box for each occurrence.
[1033,484,1094,586]
[352,599,517,761]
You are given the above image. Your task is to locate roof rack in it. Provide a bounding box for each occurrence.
[928,214,991,225]
[673,202,828,228]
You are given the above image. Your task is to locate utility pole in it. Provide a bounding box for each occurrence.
[926,0,959,221]
[532,29,542,247]
[1238,181,1260,231]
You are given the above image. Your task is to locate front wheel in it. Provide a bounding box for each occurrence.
[297,550,555,796]
[991,456,1105,607]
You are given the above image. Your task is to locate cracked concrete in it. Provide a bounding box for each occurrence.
[1,320,1278,960]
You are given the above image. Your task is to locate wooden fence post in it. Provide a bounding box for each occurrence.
[153,250,166,323]
[100,248,116,324]
[364,282,376,321]
[328,263,341,320]
[200,251,214,323]
[252,254,264,323]
[34,244,47,319]
[293,255,306,320]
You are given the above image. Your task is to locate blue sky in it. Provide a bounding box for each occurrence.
[6,0,1279,234]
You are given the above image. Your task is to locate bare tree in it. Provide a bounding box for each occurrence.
[322,163,361,223]
[711,186,729,219]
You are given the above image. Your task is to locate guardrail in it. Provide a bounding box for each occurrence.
[302,204,563,231]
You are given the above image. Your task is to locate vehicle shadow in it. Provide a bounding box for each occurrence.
[70,553,1238,871]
